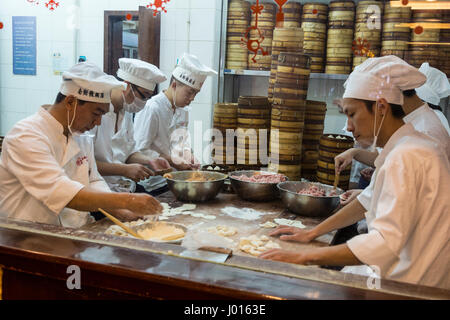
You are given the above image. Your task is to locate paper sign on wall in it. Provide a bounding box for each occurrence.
[13,16,37,76]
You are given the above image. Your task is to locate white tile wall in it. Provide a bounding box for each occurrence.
[0,0,222,141]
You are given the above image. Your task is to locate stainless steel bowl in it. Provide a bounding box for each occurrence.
[277,181,343,217]
[165,171,228,202]
[228,170,288,202]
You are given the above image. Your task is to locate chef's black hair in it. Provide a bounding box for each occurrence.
[55,93,86,105]
[402,89,416,98]
[362,100,405,119]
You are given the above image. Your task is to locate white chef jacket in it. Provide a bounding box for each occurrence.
[357,103,450,209]
[344,123,450,289]
[0,107,110,228]
[91,103,138,193]
[134,91,191,192]
[433,109,450,136]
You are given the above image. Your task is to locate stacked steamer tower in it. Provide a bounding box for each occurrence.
[325,0,355,75]
[268,52,311,181]
[248,2,276,71]
[302,2,329,73]
[352,0,383,69]
[226,0,251,70]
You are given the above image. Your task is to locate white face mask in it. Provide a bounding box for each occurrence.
[122,87,147,113]
[370,104,386,152]
[67,100,82,137]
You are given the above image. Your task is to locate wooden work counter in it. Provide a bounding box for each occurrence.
[0,191,449,300]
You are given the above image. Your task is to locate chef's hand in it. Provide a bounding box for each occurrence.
[269,226,315,243]
[124,164,154,182]
[110,208,146,222]
[148,158,172,174]
[334,148,356,174]
[340,189,362,206]
[126,193,163,215]
[259,249,310,265]
[360,167,375,181]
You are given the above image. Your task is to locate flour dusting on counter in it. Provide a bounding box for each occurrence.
[221,207,272,221]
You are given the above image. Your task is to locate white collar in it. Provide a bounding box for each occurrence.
[38,106,65,136]
[403,103,429,124]
[374,123,416,168]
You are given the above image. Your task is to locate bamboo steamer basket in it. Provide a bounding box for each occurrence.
[316,134,354,190]
[302,100,326,177]
[328,0,355,24]
[302,3,329,22]
[282,2,302,27]
[384,2,411,20]
[268,28,304,101]
[226,0,251,70]
[268,162,302,181]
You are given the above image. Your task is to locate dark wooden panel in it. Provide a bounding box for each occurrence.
[138,6,161,67]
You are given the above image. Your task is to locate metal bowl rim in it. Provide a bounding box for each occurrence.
[277,181,343,198]
[164,171,228,183]
[228,170,288,185]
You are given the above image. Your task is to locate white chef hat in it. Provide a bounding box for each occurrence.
[60,62,126,104]
[415,62,450,106]
[117,58,167,91]
[343,55,427,105]
[172,53,217,91]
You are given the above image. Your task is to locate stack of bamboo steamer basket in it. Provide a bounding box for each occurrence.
[405,10,441,68]
[381,0,412,59]
[281,2,302,28]
[212,103,238,165]
[441,11,450,77]
[236,96,271,166]
[226,0,251,70]
[316,134,354,190]
[353,1,383,69]
[0,136,4,155]
[302,3,329,73]
[248,2,276,71]
[301,100,327,181]
[326,0,355,75]
[268,27,304,102]
[268,53,311,180]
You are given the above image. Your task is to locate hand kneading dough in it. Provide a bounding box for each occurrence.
[238,235,280,256]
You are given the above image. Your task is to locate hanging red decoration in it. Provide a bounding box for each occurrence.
[401,0,409,6]
[147,0,170,17]
[126,14,133,21]
[352,38,374,57]
[241,0,269,63]
[0,22,3,30]
[274,0,288,26]
[45,0,59,11]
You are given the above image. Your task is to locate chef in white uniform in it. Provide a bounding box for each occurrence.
[134,53,217,194]
[91,58,171,193]
[415,62,450,135]
[0,62,162,228]
[260,56,450,289]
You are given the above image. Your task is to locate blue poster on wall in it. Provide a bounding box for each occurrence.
[13,16,37,76]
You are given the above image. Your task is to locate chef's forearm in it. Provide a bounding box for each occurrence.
[353,149,378,167]
[306,244,362,266]
[310,198,366,239]
[96,161,128,176]
[126,152,151,166]
[67,188,131,212]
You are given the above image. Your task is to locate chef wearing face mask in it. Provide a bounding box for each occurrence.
[416,62,450,135]
[134,53,217,194]
[91,58,171,193]
[260,56,450,289]
[0,62,163,228]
